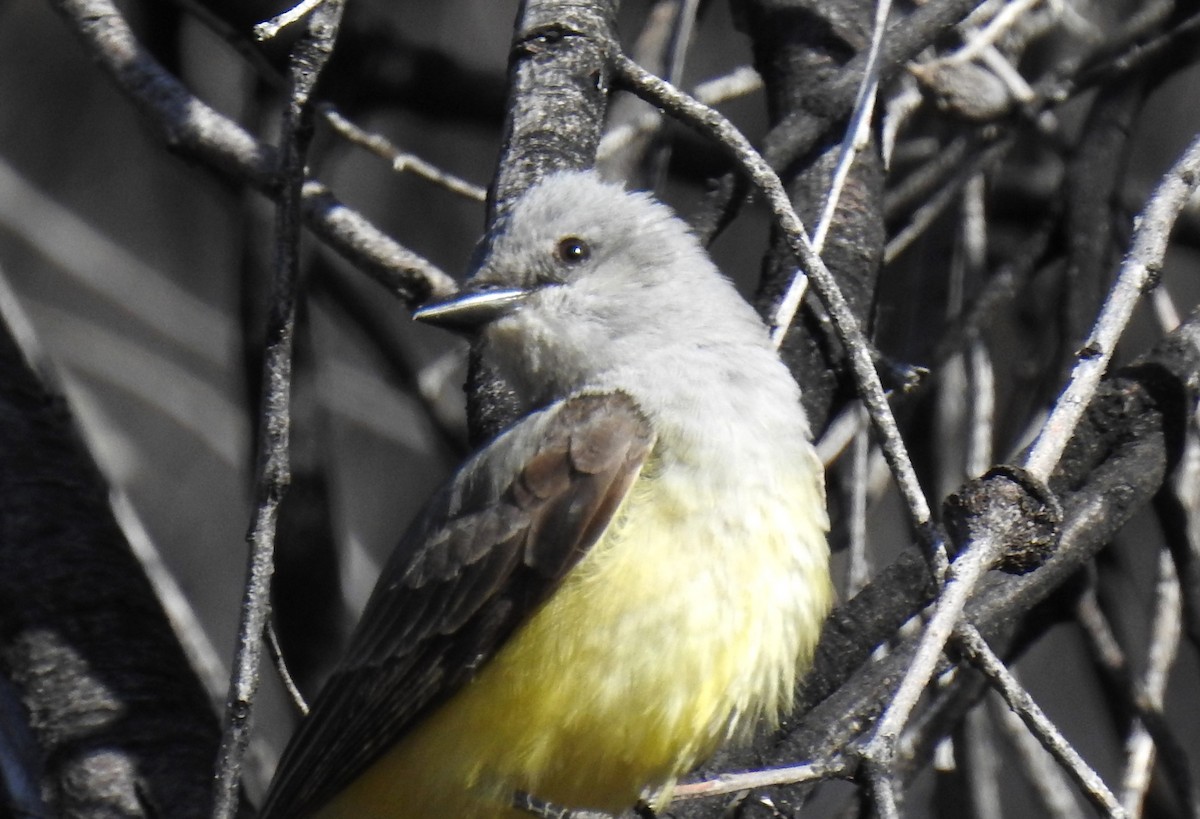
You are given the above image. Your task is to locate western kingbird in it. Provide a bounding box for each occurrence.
[259,171,833,818]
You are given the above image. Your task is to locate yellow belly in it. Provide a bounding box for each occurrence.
[314,459,831,819]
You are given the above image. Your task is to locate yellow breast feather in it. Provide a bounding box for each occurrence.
[314,452,831,819]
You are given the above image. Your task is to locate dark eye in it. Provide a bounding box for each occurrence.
[555,236,591,264]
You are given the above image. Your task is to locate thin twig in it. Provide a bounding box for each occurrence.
[959,708,1003,819]
[169,0,285,85]
[266,622,310,717]
[991,691,1086,819]
[1024,129,1200,482]
[960,0,1005,30]
[664,0,700,87]
[939,0,1044,66]
[934,179,974,498]
[694,65,763,104]
[111,492,229,704]
[769,0,894,348]
[1120,548,1183,817]
[673,756,849,801]
[855,526,1005,806]
[211,3,345,817]
[49,0,454,305]
[596,66,762,164]
[885,136,1014,264]
[1151,284,1183,333]
[1075,582,1128,673]
[954,625,1126,817]
[881,74,925,168]
[967,340,995,477]
[321,106,486,202]
[612,52,943,567]
[884,134,972,222]
[1164,423,1200,656]
[817,402,867,466]
[961,174,994,479]
[978,44,1037,105]
[254,0,324,41]
[864,759,903,819]
[847,413,873,597]
[1077,578,1200,816]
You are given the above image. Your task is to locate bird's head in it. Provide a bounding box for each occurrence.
[415,171,769,409]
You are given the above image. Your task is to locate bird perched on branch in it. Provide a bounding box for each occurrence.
[259,170,833,819]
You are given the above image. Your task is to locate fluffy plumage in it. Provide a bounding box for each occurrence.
[261,171,832,819]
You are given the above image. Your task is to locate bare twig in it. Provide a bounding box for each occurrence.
[266,622,310,718]
[961,174,993,479]
[49,0,454,305]
[321,107,486,202]
[967,341,995,478]
[977,45,1037,105]
[212,3,345,817]
[817,402,867,466]
[885,136,1014,264]
[954,625,1125,817]
[958,708,1003,819]
[991,692,1086,819]
[673,756,849,801]
[769,0,895,348]
[254,0,325,41]
[1164,424,1200,655]
[665,0,700,87]
[884,134,972,221]
[847,416,873,597]
[1023,131,1200,482]
[864,759,902,819]
[939,0,1044,65]
[1075,582,1128,673]
[1076,578,1199,816]
[601,60,763,170]
[1119,549,1183,817]
[855,526,1005,806]
[693,66,764,105]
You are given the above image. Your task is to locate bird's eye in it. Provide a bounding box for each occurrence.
[555,236,591,264]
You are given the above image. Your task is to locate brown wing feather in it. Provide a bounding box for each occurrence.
[259,391,654,818]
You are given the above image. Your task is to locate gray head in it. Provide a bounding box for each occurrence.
[415,171,786,414]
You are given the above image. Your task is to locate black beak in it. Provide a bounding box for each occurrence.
[412,287,530,332]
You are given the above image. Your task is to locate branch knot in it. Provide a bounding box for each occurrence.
[942,465,1063,575]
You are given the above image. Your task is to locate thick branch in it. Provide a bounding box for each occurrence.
[0,314,224,815]
[465,0,620,444]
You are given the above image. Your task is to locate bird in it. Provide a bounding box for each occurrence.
[258,170,833,819]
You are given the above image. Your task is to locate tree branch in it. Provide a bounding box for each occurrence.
[48,0,454,307]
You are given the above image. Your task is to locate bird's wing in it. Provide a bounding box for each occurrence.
[260,391,655,817]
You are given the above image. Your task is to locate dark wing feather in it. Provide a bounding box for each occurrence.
[259,391,654,818]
